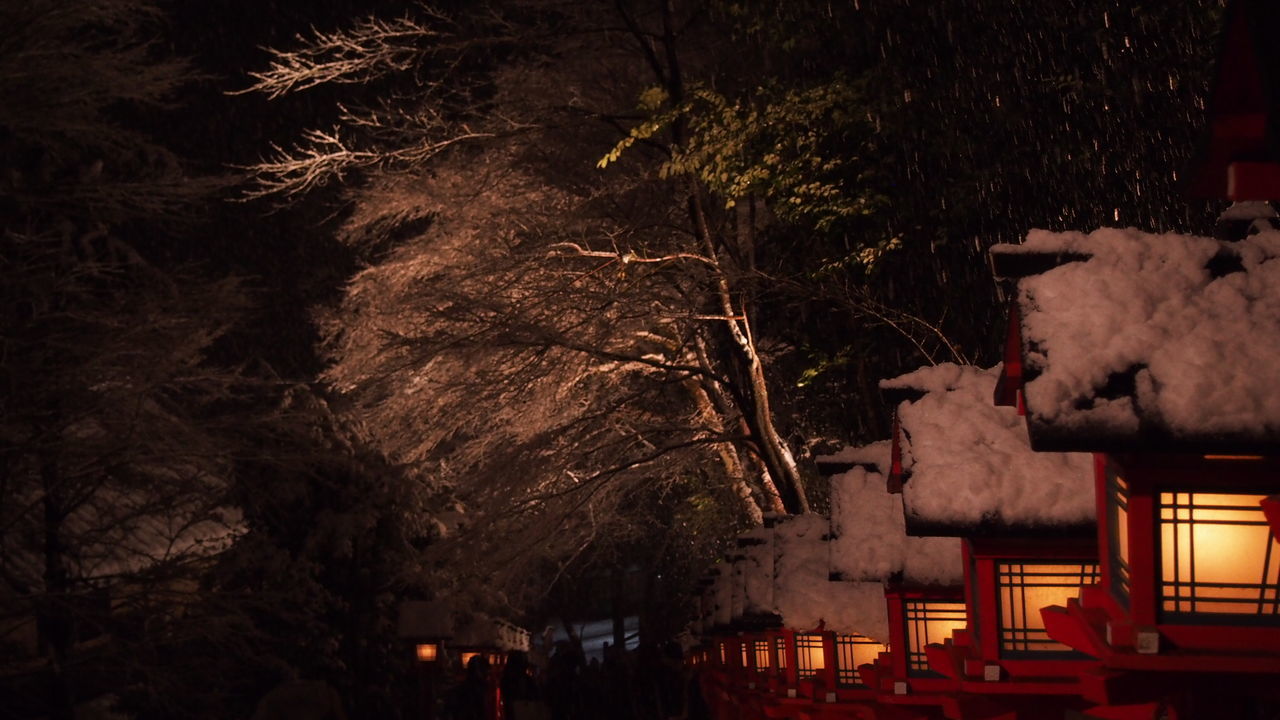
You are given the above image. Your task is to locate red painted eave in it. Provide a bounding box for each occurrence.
[1263,494,1280,542]
[994,302,1022,408]
[1185,0,1280,200]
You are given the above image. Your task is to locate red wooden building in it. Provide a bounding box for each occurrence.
[991,226,1280,719]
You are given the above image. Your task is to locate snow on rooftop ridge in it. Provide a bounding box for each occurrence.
[879,362,988,395]
[822,581,890,644]
[772,513,833,631]
[829,463,963,586]
[1010,228,1280,443]
[713,562,733,626]
[890,364,1094,526]
[739,527,775,616]
[815,440,892,472]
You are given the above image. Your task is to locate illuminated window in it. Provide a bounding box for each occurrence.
[741,642,750,668]
[1107,470,1131,604]
[834,634,886,687]
[1160,492,1280,618]
[997,562,1098,655]
[718,642,727,665]
[795,634,825,679]
[775,636,787,672]
[753,640,771,670]
[459,651,481,667]
[415,642,439,662]
[904,601,966,676]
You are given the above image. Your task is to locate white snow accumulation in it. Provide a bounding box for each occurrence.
[740,525,775,615]
[771,514,893,642]
[828,457,963,588]
[815,440,893,468]
[713,561,734,626]
[995,228,1280,440]
[880,363,1094,526]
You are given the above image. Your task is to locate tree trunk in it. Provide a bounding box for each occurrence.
[682,375,764,524]
[686,185,810,514]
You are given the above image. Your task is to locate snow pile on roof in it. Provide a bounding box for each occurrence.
[451,613,530,651]
[398,600,455,639]
[713,562,733,626]
[996,228,1280,442]
[772,513,833,631]
[882,363,1094,526]
[829,460,963,586]
[821,581,890,644]
[815,440,892,469]
[740,525,775,616]
[730,551,746,620]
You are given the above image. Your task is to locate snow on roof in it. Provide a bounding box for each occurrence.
[740,526,775,616]
[881,364,1094,527]
[713,561,734,626]
[829,460,963,587]
[821,581,890,644]
[772,514,832,631]
[993,228,1280,448]
[814,440,892,471]
[451,613,530,651]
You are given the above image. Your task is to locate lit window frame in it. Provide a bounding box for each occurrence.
[795,633,825,679]
[1107,468,1131,608]
[753,639,771,671]
[834,633,886,687]
[995,560,1098,658]
[903,600,967,677]
[1158,490,1280,622]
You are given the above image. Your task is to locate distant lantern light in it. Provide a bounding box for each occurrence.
[795,634,826,679]
[415,642,440,663]
[753,640,771,670]
[459,651,481,667]
[774,636,787,673]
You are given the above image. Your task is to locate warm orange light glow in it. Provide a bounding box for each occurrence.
[460,651,481,666]
[775,637,787,671]
[834,634,887,687]
[1108,471,1131,599]
[1160,492,1280,615]
[753,640,771,669]
[997,562,1098,653]
[1203,455,1265,461]
[740,642,750,667]
[904,601,966,674]
[795,634,825,678]
[718,642,727,665]
[415,643,439,662]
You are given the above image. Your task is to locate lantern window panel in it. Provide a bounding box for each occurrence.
[774,636,787,672]
[718,642,727,665]
[415,642,439,662]
[904,600,967,677]
[741,642,750,668]
[834,633,886,687]
[1159,491,1280,621]
[1107,469,1131,606]
[753,640,771,670]
[996,561,1098,656]
[795,633,825,679]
